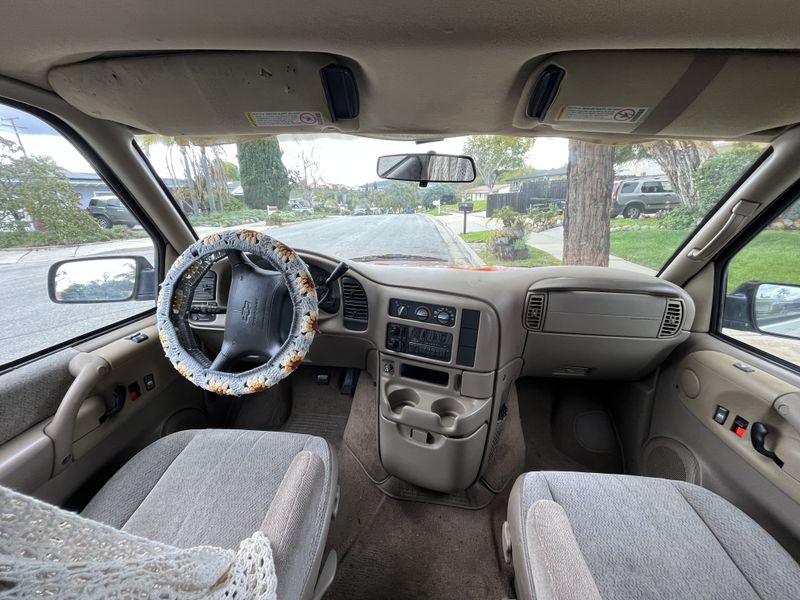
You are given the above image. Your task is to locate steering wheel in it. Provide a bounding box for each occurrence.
[156,229,319,396]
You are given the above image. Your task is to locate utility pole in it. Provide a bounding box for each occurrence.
[1,117,28,156]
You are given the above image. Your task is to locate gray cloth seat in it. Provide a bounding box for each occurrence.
[83,429,337,600]
[507,471,800,600]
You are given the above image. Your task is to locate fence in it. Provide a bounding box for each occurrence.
[487,179,567,217]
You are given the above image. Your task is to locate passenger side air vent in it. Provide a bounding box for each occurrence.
[658,299,684,338]
[524,292,547,331]
[341,276,368,331]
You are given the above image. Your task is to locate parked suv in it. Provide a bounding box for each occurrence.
[611,176,679,218]
[85,195,138,228]
[289,201,314,214]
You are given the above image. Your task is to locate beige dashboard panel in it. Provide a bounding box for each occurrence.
[676,350,800,501]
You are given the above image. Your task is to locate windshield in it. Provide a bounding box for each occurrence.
[136,134,765,273]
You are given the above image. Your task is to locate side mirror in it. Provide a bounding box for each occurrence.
[376,153,476,184]
[48,256,156,304]
[753,283,800,339]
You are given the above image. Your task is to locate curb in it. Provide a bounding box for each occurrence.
[425,215,484,267]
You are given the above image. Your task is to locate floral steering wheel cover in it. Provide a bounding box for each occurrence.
[156,229,318,396]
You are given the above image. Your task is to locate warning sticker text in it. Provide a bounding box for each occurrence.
[246,111,325,127]
[557,106,648,124]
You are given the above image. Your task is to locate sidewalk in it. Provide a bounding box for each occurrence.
[0,237,155,264]
[528,227,657,275]
[436,212,656,275]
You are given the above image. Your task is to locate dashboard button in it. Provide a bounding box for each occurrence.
[415,306,430,320]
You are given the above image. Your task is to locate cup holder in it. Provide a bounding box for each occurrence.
[387,388,420,414]
[430,397,466,428]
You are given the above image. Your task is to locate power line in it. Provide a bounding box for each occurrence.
[0,117,28,157]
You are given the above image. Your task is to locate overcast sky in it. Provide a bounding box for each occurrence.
[2,103,569,186]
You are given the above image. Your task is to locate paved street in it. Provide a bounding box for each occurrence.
[254,214,474,263]
[0,214,473,364]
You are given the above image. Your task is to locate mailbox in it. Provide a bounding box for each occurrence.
[459,202,474,212]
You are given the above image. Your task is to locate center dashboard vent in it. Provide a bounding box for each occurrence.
[658,299,684,338]
[341,276,368,331]
[524,292,547,331]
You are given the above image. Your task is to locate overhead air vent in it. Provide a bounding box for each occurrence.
[524,292,547,331]
[659,299,684,338]
[526,65,566,121]
[341,276,369,331]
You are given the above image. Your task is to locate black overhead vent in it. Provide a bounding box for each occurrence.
[527,65,565,121]
[320,65,360,121]
[341,276,368,331]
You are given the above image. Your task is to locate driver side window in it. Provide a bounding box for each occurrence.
[720,197,800,366]
[0,102,156,367]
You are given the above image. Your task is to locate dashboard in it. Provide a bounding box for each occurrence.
[188,249,695,493]
[189,250,695,381]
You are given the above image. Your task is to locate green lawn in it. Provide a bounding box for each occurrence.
[611,217,663,228]
[610,229,688,270]
[460,229,560,267]
[611,228,800,291]
[469,199,487,213]
[727,230,800,291]
[460,230,493,243]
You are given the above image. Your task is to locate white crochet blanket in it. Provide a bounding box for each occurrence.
[0,485,277,599]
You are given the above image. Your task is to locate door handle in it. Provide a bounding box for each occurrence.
[751,422,784,468]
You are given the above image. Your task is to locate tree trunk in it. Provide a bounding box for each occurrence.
[563,140,614,266]
[179,146,200,214]
[644,140,716,208]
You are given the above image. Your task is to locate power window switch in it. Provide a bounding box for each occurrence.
[143,373,156,391]
[713,405,730,425]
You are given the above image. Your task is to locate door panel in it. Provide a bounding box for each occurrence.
[0,320,206,504]
[647,332,800,558]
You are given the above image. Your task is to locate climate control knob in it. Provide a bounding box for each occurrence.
[396,304,409,318]
[436,311,451,325]
[415,306,430,321]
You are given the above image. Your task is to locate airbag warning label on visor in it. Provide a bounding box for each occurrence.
[557,106,648,123]
[246,111,325,127]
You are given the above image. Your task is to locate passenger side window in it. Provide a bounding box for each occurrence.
[641,182,663,193]
[720,197,800,366]
[621,182,638,193]
[0,103,156,366]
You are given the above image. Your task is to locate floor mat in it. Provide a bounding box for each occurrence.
[281,412,348,444]
[324,449,514,600]
[278,367,354,446]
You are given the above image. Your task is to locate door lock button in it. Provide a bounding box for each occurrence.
[732,415,749,438]
[713,405,730,425]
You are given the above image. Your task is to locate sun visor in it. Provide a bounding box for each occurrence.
[48,52,360,135]
[514,51,800,139]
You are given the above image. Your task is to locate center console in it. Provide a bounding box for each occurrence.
[377,296,500,493]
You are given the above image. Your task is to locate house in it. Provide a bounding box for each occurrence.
[62,170,111,207]
[464,184,510,201]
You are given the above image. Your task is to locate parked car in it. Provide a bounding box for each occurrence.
[85,195,138,228]
[289,202,314,214]
[352,205,367,216]
[611,176,679,218]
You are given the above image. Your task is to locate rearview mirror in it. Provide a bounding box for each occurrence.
[377,153,476,183]
[48,256,156,304]
[753,283,800,339]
